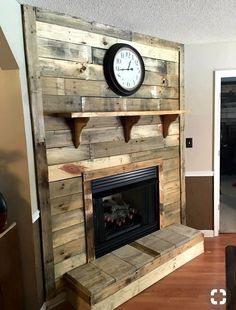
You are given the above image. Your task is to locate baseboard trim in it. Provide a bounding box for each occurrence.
[40,303,46,310]
[185,171,214,177]
[46,292,66,309]
[201,230,214,237]
[32,209,40,223]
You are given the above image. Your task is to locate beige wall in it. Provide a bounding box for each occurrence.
[185,41,236,172]
[0,68,41,310]
[0,0,44,308]
[0,0,38,213]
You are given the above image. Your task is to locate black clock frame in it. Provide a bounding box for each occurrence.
[103,43,145,96]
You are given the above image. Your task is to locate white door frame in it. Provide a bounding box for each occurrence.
[214,70,236,236]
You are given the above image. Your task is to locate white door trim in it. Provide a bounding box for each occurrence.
[214,70,236,236]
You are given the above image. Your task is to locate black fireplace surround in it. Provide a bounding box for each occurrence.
[92,166,159,257]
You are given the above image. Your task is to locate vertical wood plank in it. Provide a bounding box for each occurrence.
[83,178,95,261]
[179,45,186,224]
[22,5,55,297]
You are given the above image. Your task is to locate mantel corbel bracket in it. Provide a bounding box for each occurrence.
[119,116,141,143]
[160,114,178,138]
[73,117,90,148]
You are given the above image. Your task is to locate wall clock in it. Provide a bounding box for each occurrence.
[103,43,145,96]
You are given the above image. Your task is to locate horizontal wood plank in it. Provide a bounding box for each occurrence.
[36,8,132,40]
[38,37,92,63]
[53,237,86,264]
[52,223,85,248]
[36,21,179,62]
[41,77,179,99]
[55,252,87,279]
[51,208,85,232]
[50,192,83,216]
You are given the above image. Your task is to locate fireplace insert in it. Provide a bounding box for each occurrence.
[92,166,159,257]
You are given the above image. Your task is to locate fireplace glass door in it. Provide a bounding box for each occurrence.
[92,167,159,257]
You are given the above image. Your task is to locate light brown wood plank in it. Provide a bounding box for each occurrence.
[132,31,182,50]
[36,21,179,62]
[52,223,85,248]
[51,208,85,232]
[112,245,154,269]
[83,180,95,262]
[50,193,84,216]
[134,234,175,256]
[66,263,115,295]
[55,252,87,279]
[150,229,188,247]
[38,37,92,63]
[81,97,179,112]
[47,146,90,164]
[92,253,136,281]
[41,77,179,99]
[22,5,55,296]
[166,223,201,239]
[36,8,132,40]
[164,189,180,205]
[49,177,82,199]
[91,242,204,310]
[45,124,163,148]
[43,94,82,112]
[53,237,86,264]
[60,110,183,118]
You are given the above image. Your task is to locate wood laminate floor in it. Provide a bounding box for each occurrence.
[53,234,235,310]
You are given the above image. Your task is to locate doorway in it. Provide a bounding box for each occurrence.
[214,70,236,235]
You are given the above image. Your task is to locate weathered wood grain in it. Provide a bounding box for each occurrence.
[41,77,179,99]
[52,223,85,248]
[45,124,164,148]
[81,97,179,112]
[52,208,85,232]
[163,157,180,171]
[47,147,90,165]
[43,94,82,112]
[83,180,95,262]
[164,212,181,227]
[36,8,132,40]
[36,21,179,62]
[50,193,83,216]
[83,158,163,182]
[44,115,162,132]
[40,58,103,80]
[179,45,186,224]
[55,252,87,279]
[164,189,181,205]
[24,4,184,292]
[22,5,55,296]
[164,168,180,184]
[132,32,183,50]
[39,57,178,88]
[49,177,82,199]
[92,254,136,281]
[65,231,203,309]
[53,237,86,264]
[112,245,154,269]
[38,37,92,63]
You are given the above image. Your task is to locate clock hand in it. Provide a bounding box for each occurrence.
[127,60,131,70]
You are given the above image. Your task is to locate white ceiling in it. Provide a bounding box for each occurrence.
[18,0,236,44]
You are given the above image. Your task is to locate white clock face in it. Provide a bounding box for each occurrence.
[113,47,143,91]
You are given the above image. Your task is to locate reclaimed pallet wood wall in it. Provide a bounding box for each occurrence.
[23,6,184,297]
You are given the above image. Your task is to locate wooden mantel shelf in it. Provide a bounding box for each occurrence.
[55,110,184,148]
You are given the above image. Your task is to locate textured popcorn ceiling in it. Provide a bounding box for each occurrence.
[18,0,236,44]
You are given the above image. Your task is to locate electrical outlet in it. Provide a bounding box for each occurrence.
[186,138,193,148]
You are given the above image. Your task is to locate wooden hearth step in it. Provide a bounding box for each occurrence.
[64,224,204,310]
